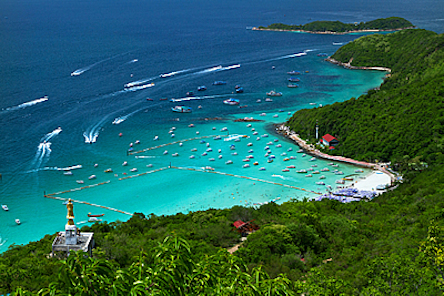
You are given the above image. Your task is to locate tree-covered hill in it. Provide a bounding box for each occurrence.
[256,17,413,33]
[288,29,444,166]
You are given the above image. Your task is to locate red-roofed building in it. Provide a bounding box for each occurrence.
[233,220,247,229]
[232,219,259,234]
[322,134,339,147]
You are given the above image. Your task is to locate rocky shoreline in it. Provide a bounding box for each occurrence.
[326,57,392,72]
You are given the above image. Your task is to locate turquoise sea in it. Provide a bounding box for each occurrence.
[1,0,444,252]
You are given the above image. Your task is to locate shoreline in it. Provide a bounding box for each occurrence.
[326,57,392,72]
[275,124,397,185]
[251,26,414,36]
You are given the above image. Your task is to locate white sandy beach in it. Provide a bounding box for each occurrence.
[353,171,392,191]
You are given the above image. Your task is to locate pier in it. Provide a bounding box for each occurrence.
[170,166,322,195]
[44,180,133,216]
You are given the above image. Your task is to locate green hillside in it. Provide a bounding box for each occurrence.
[288,29,444,167]
[257,17,413,33]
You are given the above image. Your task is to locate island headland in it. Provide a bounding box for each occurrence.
[253,16,414,35]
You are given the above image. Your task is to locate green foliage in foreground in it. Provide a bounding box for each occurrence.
[288,29,444,166]
[4,163,444,294]
[258,17,413,33]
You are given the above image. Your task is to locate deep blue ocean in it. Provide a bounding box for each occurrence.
[1,0,443,251]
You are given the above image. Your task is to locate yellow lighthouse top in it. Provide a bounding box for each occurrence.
[66,199,75,226]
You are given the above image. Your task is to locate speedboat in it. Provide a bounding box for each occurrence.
[266,90,282,97]
[2,205,8,211]
[122,161,128,166]
[223,98,239,105]
[225,160,233,164]
[104,168,113,173]
[287,71,301,75]
[316,182,325,185]
[288,77,300,82]
[186,91,194,97]
[259,167,266,171]
[154,136,159,141]
[235,87,244,93]
[76,180,84,184]
[15,219,21,225]
[88,175,96,180]
[287,83,299,88]
[172,153,179,157]
[163,150,168,155]
[130,168,138,172]
[265,98,273,102]
[88,213,105,217]
[189,155,195,159]
[172,106,192,113]
[64,171,73,175]
[197,85,206,91]
[242,164,250,168]
[88,217,102,222]
[213,81,227,85]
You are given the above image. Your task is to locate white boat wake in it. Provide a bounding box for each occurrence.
[124,82,155,92]
[30,127,62,168]
[124,76,157,88]
[194,64,240,75]
[32,141,52,168]
[83,116,110,144]
[3,96,48,112]
[160,68,192,78]
[42,127,62,142]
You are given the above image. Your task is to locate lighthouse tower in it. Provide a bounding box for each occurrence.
[52,198,95,256]
[316,120,319,140]
[65,199,78,245]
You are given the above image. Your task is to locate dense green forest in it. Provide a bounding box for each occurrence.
[3,27,444,295]
[257,17,413,33]
[288,29,444,167]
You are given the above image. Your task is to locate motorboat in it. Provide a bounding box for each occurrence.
[225,160,233,165]
[197,85,206,91]
[122,161,128,166]
[213,81,227,85]
[88,175,96,180]
[316,182,325,185]
[287,84,299,88]
[172,106,192,113]
[266,90,282,97]
[223,98,239,105]
[64,171,73,175]
[172,153,179,157]
[243,164,250,168]
[265,98,273,102]
[186,91,194,97]
[297,169,307,173]
[130,168,138,172]
[253,161,259,165]
[154,136,159,141]
[235,87,244,93]
[282,168,290,172]
[15,219,21,225]
[104,168,113,173]
[288,77,300,82]
[76,180,84,184]
[287,70,301,75]
[259,167,266,171]
[2,205,8,211]
[88,217,102,223]
[189,155,195,159]
[163,150,168,155]
[88,213,105,217]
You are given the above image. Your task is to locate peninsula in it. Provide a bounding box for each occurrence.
[253,17,414,35]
